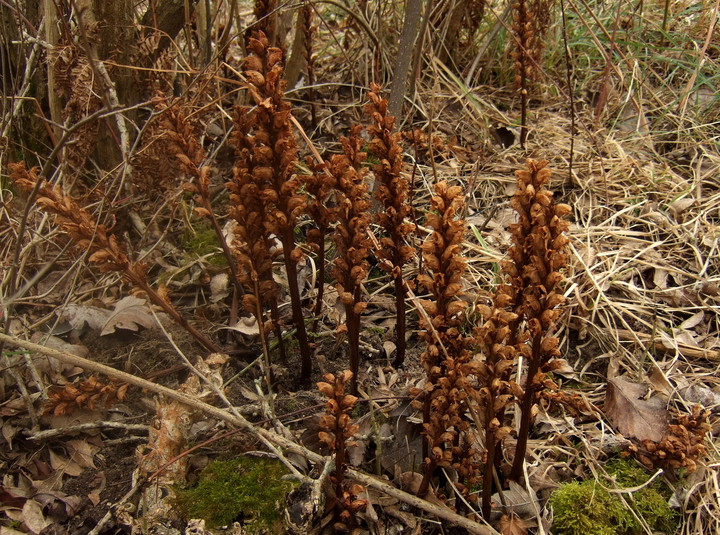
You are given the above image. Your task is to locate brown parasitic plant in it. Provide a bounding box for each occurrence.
[317,371,368,532]
[413,181,481,502]
[7,162,221,354]
[505,159,570,481]
[230,31,313,382]
[326,126,372,395]
[366,83,415,368]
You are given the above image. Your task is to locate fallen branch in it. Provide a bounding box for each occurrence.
[0,332,499,535]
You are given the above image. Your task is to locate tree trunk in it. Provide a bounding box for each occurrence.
[388,0,425,119]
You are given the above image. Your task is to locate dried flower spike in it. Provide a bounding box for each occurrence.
[8,163,220,354]
[366,83,414,367]
[507,159,570,481]
[317,371,367,531]
[229,30,312,382]
[414,181,480,501]
[326,126,372,395]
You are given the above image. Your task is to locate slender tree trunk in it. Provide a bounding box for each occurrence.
[388,0,424,119]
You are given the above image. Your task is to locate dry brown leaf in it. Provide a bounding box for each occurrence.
[21,499,51,533]
[605,377,669,442]
[101,296,164,335]
[499,513,530,535]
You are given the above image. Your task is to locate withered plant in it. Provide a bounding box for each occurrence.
[131,95,206,194]
[326,126,372,395]
[473,291,520,517]
[505,160,570,481]
[414,181,480,502]
[629,405,711,473]
[302,3,318,129]
[317,371,368,532]
[230,31,312,381]
[7,163,220,354]
[44,376,128,416]
[302,158,335,334]
[511,0,549,148]
[366,84,414,367]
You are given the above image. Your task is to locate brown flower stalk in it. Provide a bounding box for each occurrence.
[511,0,548,148]
[414,181,480,501]
[366,83,414,367]
[506,160,570,481]
[326,126,372,395]
[302,3,318,129]
[132,96,205,194]
[473,290,520,517]
[230,31,312,381]
[302,158,335,334]
[7,163,220,354]
[317,371,368,532]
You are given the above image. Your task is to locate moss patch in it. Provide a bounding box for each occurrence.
[606,457,679,533]
[550,459,678,535]
[182,224,227,266]
[174,457,297,531]
[550,480,636,535]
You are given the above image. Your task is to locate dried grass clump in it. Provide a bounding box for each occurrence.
[366,83,414,367]
[229,30,312,381]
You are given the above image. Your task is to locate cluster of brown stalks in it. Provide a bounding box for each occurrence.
[317,371,368,531]
[408,160,570,518]
[228,30,312,383]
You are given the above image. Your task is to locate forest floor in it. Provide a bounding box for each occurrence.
[1,1,720,534]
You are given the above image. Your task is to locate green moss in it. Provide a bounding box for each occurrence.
[183,224,227,266]
[550,481,636,535]
[174,457,297,531]
[550,459,679,535]
[605,458,679,533]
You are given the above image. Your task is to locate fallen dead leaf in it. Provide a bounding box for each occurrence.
[21,499,51,534]
[605,376,669,442]
[499,513,530,535]
[101,296,166,335]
